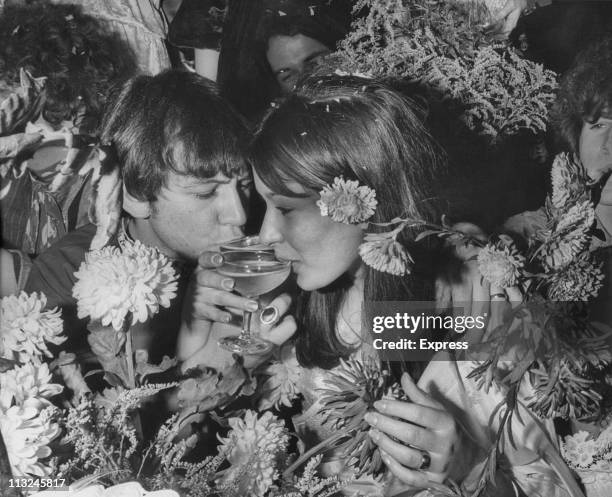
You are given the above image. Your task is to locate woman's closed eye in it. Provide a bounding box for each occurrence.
[276,206,293,216]
[591,122,608,130]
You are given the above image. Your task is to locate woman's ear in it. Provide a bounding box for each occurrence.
[122,184,151,219]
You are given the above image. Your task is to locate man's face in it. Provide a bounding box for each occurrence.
[144,171,251,261]
[579,117,612,182]
[266,34,330,93]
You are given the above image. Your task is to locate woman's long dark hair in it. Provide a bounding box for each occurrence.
[250,75,446,375]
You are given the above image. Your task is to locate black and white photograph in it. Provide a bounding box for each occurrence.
[1,1,612,496]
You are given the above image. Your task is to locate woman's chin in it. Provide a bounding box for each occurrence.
[295,270,346,292]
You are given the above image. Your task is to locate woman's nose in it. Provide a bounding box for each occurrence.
[259,211,283,245]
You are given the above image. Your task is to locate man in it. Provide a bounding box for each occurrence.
[25,70,294,367]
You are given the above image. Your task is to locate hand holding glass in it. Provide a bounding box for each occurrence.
[217,249,290,354]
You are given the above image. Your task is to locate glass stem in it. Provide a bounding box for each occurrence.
[242,310,252,340]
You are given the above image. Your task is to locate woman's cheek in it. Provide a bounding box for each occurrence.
[283,214,319,257]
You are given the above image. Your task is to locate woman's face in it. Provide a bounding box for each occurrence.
[579,116,612,182]
[254,171,364,290]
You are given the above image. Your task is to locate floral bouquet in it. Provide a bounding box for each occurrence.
[318,0,557,143]
[472,152,611,421]
[0,292,65,484]
[71,237,179,389]
[0,239,347,496]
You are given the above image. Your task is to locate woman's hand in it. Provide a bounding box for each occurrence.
[436,223,524,346]
[365,372,459,488]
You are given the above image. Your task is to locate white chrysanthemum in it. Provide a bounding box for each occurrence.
[477,240,525,288]
[359,231,413,276]
[217,410,289,497]
[0,292,65,363]
[547,255,604,302]
[316,177,377,224]
[562,431,598,469]
[0,405,60,477]
[72,240,178,331]
[258,344,302,410]
[0,362,63,411]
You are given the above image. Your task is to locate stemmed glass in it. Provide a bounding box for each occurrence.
[217,249,290,355]
[220,235,273,253]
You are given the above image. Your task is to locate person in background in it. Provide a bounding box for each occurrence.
[550,36,612,326]
[503,35,612,497]
[0,0,137,295]
[260,0,352,94]
[168,0,351,119]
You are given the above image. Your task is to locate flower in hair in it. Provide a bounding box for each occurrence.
[477,236,525,288]
[359,229,413,276]
[317,177,377,224]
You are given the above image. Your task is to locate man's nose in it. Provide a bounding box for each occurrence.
[604,126,612,153]
[220,187,247,226]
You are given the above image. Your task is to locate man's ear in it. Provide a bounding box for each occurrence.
[122,184,151,219]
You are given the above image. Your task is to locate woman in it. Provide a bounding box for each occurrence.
[179,75,570,495]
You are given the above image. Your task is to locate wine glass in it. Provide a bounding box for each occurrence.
[217,250,291,355]
[220,235,274,253]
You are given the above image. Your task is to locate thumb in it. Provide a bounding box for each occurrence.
[401,372,440,409]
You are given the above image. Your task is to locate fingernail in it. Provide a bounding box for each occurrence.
[364,413,378,426]
[212,253,224,265]
[369,428,380,441]
[373,400,387,411]
[246,301,259,312]
[380,450,390,465]
[222,279,234,291]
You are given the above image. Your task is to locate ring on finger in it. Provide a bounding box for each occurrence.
[418,451,431,470]
[260,305,280,325]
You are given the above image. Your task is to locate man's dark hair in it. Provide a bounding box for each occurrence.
[552,35,612,153]
[101,70,250,201]
[259,0,352,51]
